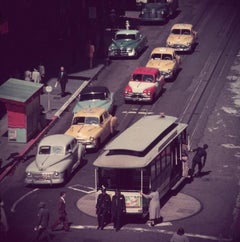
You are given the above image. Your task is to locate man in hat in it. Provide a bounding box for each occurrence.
[191,144,208,177]
[111,189,126,231]
[96,186,111,230]
[35,202,51,241]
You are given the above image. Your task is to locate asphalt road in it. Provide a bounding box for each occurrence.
[1,0,240,242]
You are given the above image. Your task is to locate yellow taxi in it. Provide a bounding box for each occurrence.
[65,108,118,150]
[166,23,197,53]
[146,47,181,80]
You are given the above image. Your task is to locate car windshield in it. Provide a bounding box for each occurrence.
[171,29,181,35]
[115,34,136,40]
[151,53,172,60]
[182,29,191,35]
[72,116,100,125]
[52,146,64,154]
[80,92,108,101]
[39,145,64,155]
[132,74,154,82]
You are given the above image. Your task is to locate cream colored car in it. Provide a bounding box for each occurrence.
[25,134,85,185]
[65,108,117,150]
[166,23,197,52]
[146,47,181,80]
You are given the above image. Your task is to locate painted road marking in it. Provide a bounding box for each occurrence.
[122,111,154,115]
[11,188,39,213]
[70,225,232,241]
[68,184,95,194]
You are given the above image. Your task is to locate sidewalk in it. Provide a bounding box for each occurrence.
[0,63,105,180]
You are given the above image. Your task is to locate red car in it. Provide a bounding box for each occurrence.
[124,67,165,103]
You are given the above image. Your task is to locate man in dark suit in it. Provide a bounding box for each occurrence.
[51,192,70,231]
[35,202,51,241]
[57,66,68,97]
[96,187,111,230]
[111,189,126,231]
[191,144,208,177]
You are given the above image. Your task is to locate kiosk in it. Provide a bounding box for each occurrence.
[0,78,43,143]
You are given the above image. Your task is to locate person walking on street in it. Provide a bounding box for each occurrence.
[34,202,51,242]
[57,66,68,97]
[51,192,70,232]
[111,189,126,231]
[191,144,208,177]
[170,227,190,242]
[141,188,161,227]
[96,186,111,230]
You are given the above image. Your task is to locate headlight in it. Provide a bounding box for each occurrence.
[54,171,59,176]
[27,172,32,177]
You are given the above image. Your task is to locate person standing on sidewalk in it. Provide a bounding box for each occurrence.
[34,201,51,242]
[141,188,161,227]
[88,40,95,69]
[191,144,208,177]
[51,192,70,232]
[57,66,68,97]
[170,227,190,242]
[96,186,111,230]
[111,189,126,231]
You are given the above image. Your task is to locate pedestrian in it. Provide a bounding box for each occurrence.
[0,197,9,242]
[51,192,70,232]
[191,144,208,177]
[141,188,161,227]
[96,186,111,230]
[170,227,190,242]
[38,62,46,85]
[24,69,32,81]
[57,66,68,97]
[88,40,95,69]
[32,68,41,83]
[111,189,126,231]
[34,201,51,242]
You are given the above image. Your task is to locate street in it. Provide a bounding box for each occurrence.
[0,0,240,242]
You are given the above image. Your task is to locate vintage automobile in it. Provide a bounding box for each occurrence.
[25,134,85,185]
[146,47,181,80]
[73,86,115,114]
[139,0,179,22]
[65,107,117,150]
[108,29,148,58]
[166,23,197,52]
[124,67,165,103]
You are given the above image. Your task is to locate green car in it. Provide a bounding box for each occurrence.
[108,29,148,58]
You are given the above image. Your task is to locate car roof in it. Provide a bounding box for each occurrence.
[132,66,159,75]
[171,23,193,30]
[73,107,107,118]
[39,134,74,146]
[116,29,139,35]
[81,86,110,94]
[151,47,175,55]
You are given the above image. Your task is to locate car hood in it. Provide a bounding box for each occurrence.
[65,124,101,140]
[73,100,111,113]
[167,34,193,45]
[128,81,155,92]
[26,155,70,172]
[146,59,175,72]
[110,39,138,49]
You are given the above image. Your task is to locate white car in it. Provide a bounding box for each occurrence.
[25,134,85,185]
